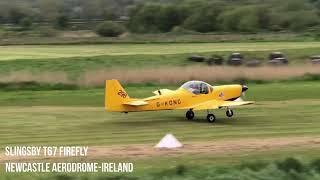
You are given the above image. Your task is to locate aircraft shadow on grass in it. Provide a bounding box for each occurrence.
[108,114,249,126]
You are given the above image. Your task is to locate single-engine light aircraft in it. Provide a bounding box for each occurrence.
[105,80,254,123]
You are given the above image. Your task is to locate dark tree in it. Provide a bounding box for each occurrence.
[55,15,70,29]
[95,21,126,37]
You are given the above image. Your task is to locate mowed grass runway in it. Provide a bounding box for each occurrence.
[0,81,320,175]
[1,42,320,60]
[0,81,319,147]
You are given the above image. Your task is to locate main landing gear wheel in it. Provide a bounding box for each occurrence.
[207,114,216,123]
[186,110,195,120]
[226,109,234,117]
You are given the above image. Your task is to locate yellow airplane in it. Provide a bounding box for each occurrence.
[105,80,254,123]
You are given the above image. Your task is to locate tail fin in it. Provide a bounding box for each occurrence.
[105,79,130,111]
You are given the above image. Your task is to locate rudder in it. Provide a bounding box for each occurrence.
[105,79,130,111]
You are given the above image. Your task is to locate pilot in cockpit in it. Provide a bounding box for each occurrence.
[181,81,210,95]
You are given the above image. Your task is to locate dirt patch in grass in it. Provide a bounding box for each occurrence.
[1,136,319,162]
[87,136,320,159]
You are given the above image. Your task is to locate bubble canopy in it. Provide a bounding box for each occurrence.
[180,81,213,94]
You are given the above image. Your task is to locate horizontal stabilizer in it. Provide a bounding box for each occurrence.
[123,100,148,106]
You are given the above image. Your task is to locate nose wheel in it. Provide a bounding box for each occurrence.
[226,109,234,117]
[186,109,195,120]
[207,114,216,123]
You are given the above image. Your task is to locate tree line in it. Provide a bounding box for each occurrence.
[0,0,134,27]
[128,0,320,33]
[0,0,320,34]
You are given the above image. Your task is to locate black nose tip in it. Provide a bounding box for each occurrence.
[242,85,248,92]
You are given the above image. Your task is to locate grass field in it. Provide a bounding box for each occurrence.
[0,42,319,85]
[1,41,320,179]
[1,42,320,61]
[0,81,320,162]
[1,97,320,146]
[0,81,320,179]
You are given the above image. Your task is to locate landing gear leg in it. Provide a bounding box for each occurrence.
[207,109,216,123]
[226,109,234,117]
[186,109,194,120]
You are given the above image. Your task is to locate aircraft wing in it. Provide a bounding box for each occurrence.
[192,100,220,110]
[178,99,254,110]
[177,100,220,110]
[123,100,148,106]
[219,100,254,107]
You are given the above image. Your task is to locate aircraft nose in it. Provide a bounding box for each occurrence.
[242,85,248,92]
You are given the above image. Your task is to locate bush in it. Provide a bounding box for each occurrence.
[170,26,195,34]
[176,165,187,175]
[277,157,304,173]
[95,21,125,37]
[310,159,320,172]
[37,26,58,37]
[18,17,33,30]
[55,15,69,29]
[8,7,27,24]
[239,161,269,171]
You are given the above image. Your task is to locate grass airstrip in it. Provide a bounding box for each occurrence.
[0,81,319,168]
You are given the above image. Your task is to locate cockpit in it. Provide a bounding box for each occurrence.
[180,81,213,95]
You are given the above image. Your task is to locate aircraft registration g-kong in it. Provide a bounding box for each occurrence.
[105,80,254,123]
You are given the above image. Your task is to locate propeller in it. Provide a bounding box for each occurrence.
[239,79,248,95]
[240,84,248,100]
[233,84,249,102]
[242,85,248,92]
